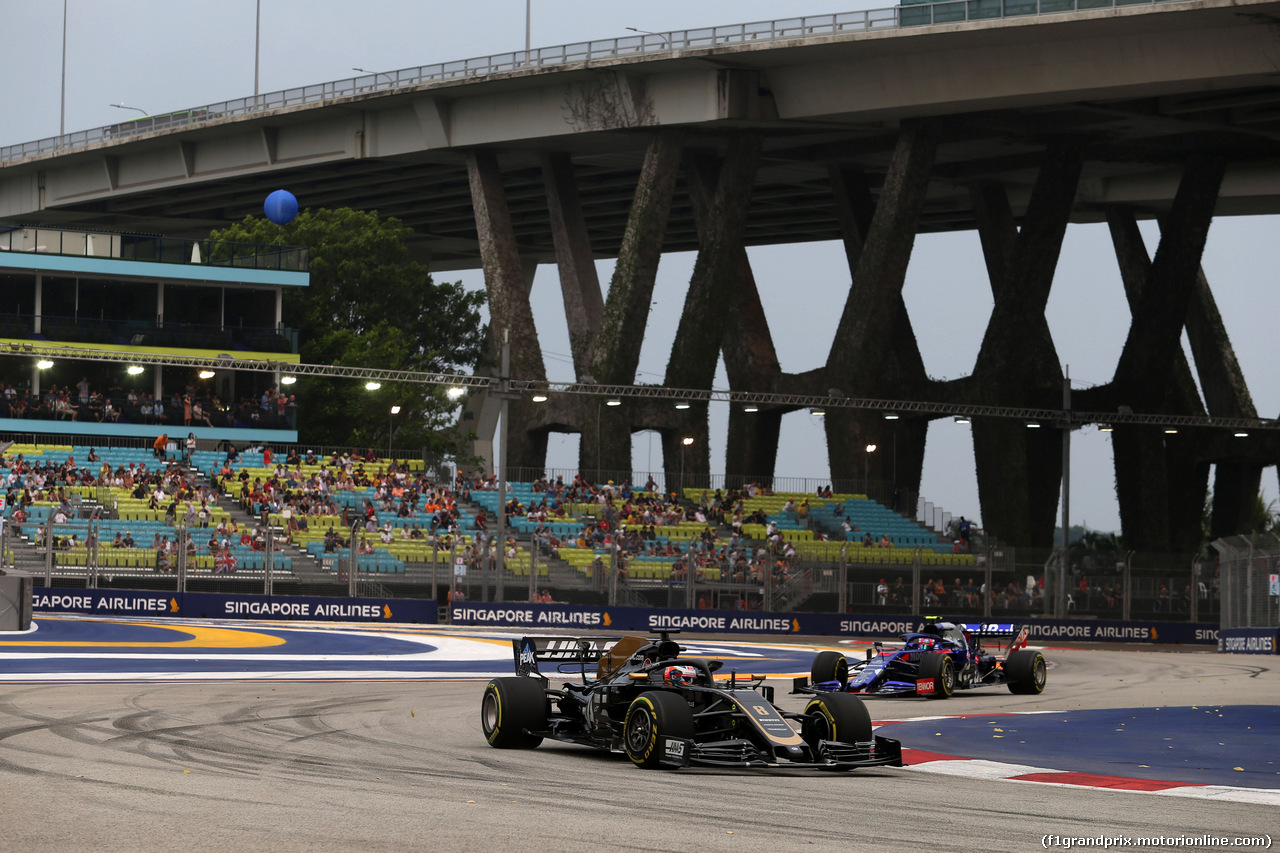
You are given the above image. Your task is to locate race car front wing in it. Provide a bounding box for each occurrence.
[653,734,904,769]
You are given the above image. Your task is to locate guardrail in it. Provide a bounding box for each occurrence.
[0,0,1190,164]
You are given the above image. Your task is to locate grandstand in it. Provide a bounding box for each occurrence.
[1,442,293,580]
[3,438,967,593]
[3,437,1208,619]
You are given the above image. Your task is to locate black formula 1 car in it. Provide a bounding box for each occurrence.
[795,620,1047,699]
[480,631,904,770]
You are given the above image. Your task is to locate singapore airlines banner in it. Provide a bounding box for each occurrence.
[30,587,437,624]
[28,589,1219,641]
[445,601,1218,645]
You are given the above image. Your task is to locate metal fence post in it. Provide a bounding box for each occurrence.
[347,541,358,598]
[495,537,505,604]
[838,543,849,613]
[1122,554,1132,621]
[983,549,993,618]
[44,520,55,586]
[88,517,100,589]
[762,556,772,613]
[608,542,618,607]
[1190,556,1200,623]
[177,526,188,587]
[264,527,274,596]
[911,551,921,614]
[528,540,537,602]
[1245,537,1255,626]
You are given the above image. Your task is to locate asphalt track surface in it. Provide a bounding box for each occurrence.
[0,618,1276,853]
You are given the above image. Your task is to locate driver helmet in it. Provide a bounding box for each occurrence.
[663,665,699,687]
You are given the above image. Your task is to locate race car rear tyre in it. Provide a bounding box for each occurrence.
[810,651,850,689]
[624,691,694,769]
[803,692,873,748]
[918,653,956,699]
[1005,650,1047,695]
[481,677,547,749]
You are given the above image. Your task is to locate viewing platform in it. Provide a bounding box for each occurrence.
[0,226,308,444]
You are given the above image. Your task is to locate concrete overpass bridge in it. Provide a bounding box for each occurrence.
[3,0,1279,550]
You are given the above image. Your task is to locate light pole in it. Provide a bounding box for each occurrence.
[60,0,67,137]
[681,436,694,498]
[864,443,877,496]
[597,397,621,484]
[626,26,669,44]
[109,103,148,117]
[1059,366,1071,619]
[353,67,394,86]
[389,405,400,459]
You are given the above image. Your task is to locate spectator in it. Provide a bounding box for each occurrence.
[890,576,906,604]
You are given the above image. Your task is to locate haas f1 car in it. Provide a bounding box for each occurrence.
[481,631,904,771]
[797,620,1047,699]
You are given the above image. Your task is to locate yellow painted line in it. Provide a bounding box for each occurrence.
[0,621,286,649]
[380,633,513,648]
[0,337,300,364]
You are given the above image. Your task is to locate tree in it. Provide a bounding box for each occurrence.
[1245,494,1279,535]
[1066,528,1125,574]
[208,208,487,453]
[1202,490,1278,539]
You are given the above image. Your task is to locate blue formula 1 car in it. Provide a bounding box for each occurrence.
[796,619,1047,699]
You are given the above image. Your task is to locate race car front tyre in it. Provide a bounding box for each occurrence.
[810,650,850,689]
[803,692,873,749]
[481,677,547,749]
[624,691,695,769]
[1005,649,1047,695]
[918,653,955,699]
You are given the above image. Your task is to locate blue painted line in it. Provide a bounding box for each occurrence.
[887,706,1280,790]
[0,658,489,676]
[0,617,439,657]
[0,617,828,682]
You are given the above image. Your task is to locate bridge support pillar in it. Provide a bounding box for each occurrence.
[466,150,548,471]
[663,135,762,492]
[824,125,937,501]
[1109,157,1225,552]
[542,152,604,377]
[968,142,1082,548]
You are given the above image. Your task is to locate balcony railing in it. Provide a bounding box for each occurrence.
[0,226,309,273]
[0,313,298,355]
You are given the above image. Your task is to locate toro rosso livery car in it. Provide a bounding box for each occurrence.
[481,631,904,770]
[797,620,1047,699]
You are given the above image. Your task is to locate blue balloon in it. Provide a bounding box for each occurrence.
[264,189,299,225]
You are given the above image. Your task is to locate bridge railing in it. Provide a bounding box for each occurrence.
[0,0,1191,165]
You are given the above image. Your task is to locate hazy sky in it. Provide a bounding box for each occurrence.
[2,1,1277,533]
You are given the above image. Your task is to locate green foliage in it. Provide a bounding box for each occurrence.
[1064,527,1126,573]
[208,208,487,452]
[1246,494,1280,535]
[1201,490,1279,539]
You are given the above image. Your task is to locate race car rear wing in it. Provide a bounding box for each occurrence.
[513,632,682,680]
[513,636,611,677]
[958,623,1029,654]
